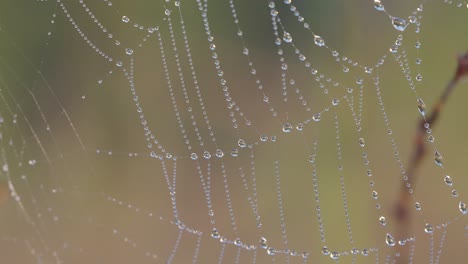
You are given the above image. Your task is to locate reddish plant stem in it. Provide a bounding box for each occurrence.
[393,52,468,263]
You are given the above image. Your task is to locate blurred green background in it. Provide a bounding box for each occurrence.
[0,0,468,263]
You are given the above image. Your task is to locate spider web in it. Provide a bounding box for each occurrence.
[0,0,467,263]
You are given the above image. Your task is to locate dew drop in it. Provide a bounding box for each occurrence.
[122,16,130,23]
[259,237,268,249]
[282,123,292,133]
[190,153,198,160]
[312,113,321,122]
[414,202,422,210]
[231,149,239,157]
[215,149,224,158]
[238,139,246,148]
[331,98,340,106]
[386,233,395,246]
[296,123,304,131]
[416,73,422,81]
[283,32,292,43]
[374,0,385,11]
[267,247,276,255]
[203,151,211,159]
[392,17,407,31]
[379,216,387,226]
[211,228,220,239]
[321,246,330,256]
[434,151,443,167]
[459,201,467,215]
[358,137,365,147]
[125,48,133,55]
[260,135,268,142]
[330,252,340,260]
[444,175,453,186]
[314,35,325,47]
[417,98,426,116]
[424,223,433,234]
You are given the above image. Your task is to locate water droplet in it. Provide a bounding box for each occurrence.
[351,248,360,255]
[361,248,369,256]
[416,73,422,81]
[332,98,340,106]
[379,216,387,226]
[392,17,407,31]
[390,45,398,53]
[238,139,246,148]
[308,155,315,163]
[211,228,220,239]
[234,238,241,246]
[374,0,385,11]
[259,237,268,249]
[424,223,433,234]
[312,113,321,122]
[386,233,395,246]
[434,151,443,167]
[231,149,239,157]
[321,246,330,256]
[444,175,453,186]
[314,35,325,47]
[358,138,365,147]
[164,9,171,16]
[122,16,130,23]
[125,48,133,55]
[415,202,422,210]
[282,123,292,133]
[330,252,340,260]
[372,190,378,199]
[215,149,224,158]
[452,190,459,197]
[190,153,198,160]
[283,32,292,43]
[417,98,426,116]
[296,123,304,131]
[203,151,211,159]
[260,135,268,142]
[459,201,467,214]
[267,247,276,255]
[284,0,292,4]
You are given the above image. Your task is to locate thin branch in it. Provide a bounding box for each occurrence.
[394,52,468,263]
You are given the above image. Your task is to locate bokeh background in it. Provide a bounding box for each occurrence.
[0,0,468,263]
